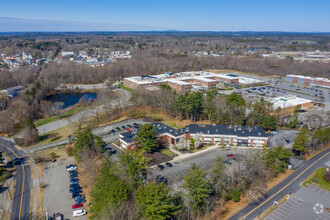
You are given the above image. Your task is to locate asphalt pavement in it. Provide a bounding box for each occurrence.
[229,148,330,220]
[0,138,31,220]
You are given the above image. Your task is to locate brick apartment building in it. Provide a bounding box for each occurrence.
[119,123,268,150]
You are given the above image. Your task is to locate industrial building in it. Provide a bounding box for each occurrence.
[123,71,264,92]
[119,122,268,150]
[285,75,330,88]
[269,95,313,116]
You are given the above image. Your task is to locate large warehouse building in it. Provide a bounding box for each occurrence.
[285,75,330,88]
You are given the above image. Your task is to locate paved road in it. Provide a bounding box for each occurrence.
[0,138,31,220]
[229,148,330,220]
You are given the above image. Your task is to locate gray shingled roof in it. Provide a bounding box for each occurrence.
[120,123,267,144]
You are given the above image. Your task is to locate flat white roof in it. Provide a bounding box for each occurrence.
[238,77,263,84]
[194,76,217,82]
[215,74,238,80]
[166,79,192,85]
[270,95,312,109]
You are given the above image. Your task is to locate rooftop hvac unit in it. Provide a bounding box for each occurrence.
[258,132,261,136]
[170,130,173,133]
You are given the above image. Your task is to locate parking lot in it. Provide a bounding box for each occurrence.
[150,147,260,191]
[42,157,86,219]
[268,129,299,148]
[265,184,330,220]
[92,118,149,144]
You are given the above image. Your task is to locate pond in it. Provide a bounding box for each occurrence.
[46,92,98,109]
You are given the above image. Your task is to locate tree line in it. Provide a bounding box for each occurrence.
[136,87,278,130]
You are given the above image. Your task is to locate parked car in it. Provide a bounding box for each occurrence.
[67,166,77,171]
[227,153,233,158]
[75,199,85,204]
[74,195,85,201]
[226,144,230,150]
[224,160,232,165]
[70,179,79,184]
[70,185,81,191]
[165,162,173,167]
[72,192,81,198]
[116,127,121,131]
[127,124,132,128]
[66,164,75,169]
[72,203,83,209]
[70,188,81,193]
[69,170,78,175]
[285,139,290,144]
[157,164,165,171]
[70,174,78,179]
[111,129,115,133]
[73,209,87,217]
[70,183,80,188]
[121,125,126,129]
[126,128,131,131]
[155,175,168,184]
[71,188,81,193]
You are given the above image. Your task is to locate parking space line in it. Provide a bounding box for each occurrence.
[286,200,300,209]
[273,210,288,219]
[277,207,292,216]
[280,204,294,214]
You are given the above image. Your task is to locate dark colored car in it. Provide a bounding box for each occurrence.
[111,129,115,133]
[69,183,80,188]
[224,160,232,165]
[72,203,83,209]
[70,179,79,184]
[165,162,173,167]
[127,124,132,128]
[121,125,126,129]
[116,127,121,131]
[70,185,81,191]
[157,164,165,171]
[110,149,117,155]
[155,175,168,184]
[285,139,290,144]
[70,174,78,179]
[72,192,81,198]
[133,123,137,126]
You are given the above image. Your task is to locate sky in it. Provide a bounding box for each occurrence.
[1,0,330,32]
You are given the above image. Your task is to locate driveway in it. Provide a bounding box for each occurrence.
[42,157,86,219]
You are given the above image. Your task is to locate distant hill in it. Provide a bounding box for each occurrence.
[0,17,167,32]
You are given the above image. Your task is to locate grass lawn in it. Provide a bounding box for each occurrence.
[161,149,175,158]
[190,144,210,153]
[119,84,135,93]
[34,98,111,127]
[26,123,77,149]
[163,120,179,129]
[302,168,330,191]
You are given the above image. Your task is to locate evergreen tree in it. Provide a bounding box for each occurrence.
[136,182,180,220]
[182,164,212,215]
[292,127,309,155]
[134,124,158,152]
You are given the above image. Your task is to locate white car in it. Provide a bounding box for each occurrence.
[73,209,86,217]
[67,166,77,171]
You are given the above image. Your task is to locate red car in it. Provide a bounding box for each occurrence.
[72,203,83,209]
[126,128,131,131]
[227,153,233,158]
